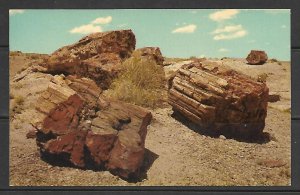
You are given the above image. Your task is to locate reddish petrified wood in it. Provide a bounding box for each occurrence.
[133,47,164,65]
[168,62,269,138]
[45,30,136,89]
[42,94,84,136]
[246,50,268,65]
[32,77,152,179]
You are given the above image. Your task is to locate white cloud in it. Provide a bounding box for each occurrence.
[209,9,240,22]
[212,24,247,41]
[91,16,112,25]
[212,24,243,34]
[9,9,25,16]
[248,40,256,43]
[281,25,287,29]
[219,48,230,52]
[213,30,247,40]
[69,24,102,34]
[172,24,197,33]
[199,54,206,58]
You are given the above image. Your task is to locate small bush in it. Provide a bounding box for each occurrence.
[15,95,25,105]
[257,73,268,83]
[269,58,278,63]
[106,56,166,108]
[10,95,25,119]
[189,56,198,61]
[13,82,24,89]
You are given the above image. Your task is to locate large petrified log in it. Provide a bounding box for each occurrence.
[32,75,152,179]
[45,30,136,89]
[246,50,268,65]
[168,62,269,138]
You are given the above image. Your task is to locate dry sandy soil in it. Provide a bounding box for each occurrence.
[9,53,291,186]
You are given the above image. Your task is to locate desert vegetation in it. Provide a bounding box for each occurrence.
[106,55,166,108]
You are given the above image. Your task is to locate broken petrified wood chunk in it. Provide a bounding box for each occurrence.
[74,53,122,89]
[133,47,164,65]
[44,30,136,89]
[246,50,268,65]
[33,77,152,179]
[168,62,269,138]
[268,92,281,102]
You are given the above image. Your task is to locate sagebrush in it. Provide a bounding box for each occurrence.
[106,55,166,108]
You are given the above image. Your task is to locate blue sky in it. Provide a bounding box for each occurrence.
[9,9,290,60]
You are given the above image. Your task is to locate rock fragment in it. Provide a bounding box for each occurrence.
[246,50,268,65]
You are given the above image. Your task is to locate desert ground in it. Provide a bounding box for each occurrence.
[9,52,291,186]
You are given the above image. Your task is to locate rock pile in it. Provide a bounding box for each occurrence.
[246,50,268,65]
[168,62,269,138]
[24,29,165,179]
[32,75,152,179]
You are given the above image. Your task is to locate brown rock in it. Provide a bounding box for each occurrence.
[26,129,38,139]
[74,53,122,89]
[268,92,281,102]
[43,130,88,167]
[246,50,268,65]
[45,30,136,88]
[133,47,164,65]
[42,94,84,136]
[34,77,152,179]
[168,62,269,138]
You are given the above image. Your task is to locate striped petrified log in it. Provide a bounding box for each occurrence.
[168,62,269,138]
[31,75,152,179]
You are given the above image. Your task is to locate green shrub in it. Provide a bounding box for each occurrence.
[106,56,166,108]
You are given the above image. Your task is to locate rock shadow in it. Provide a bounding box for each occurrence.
[40,147,159,182]
[171,111,271,144]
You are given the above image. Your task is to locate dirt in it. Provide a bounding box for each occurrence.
[9,54,291,186]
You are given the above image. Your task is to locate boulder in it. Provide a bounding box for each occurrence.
[246,50,268,65]
[133,47,164,65]
[168,62,269,138]
[45,30,136,88]
[32,75,152,179]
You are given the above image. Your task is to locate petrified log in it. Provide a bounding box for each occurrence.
[45,30,136,89]
[133,47,164,65]
[246,50,268,65]
[168,62,269,138]
[32,75,152,179]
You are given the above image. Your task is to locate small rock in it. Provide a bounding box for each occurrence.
[268,92,280,102]
[219,135,226,140]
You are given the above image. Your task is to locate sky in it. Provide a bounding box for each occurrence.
[9,9,290,60]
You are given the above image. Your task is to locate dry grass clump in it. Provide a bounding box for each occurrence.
[10,95,25,119]
[13,82,24,89]
[106,56,166,108]
[269,58,278,63]
[257,73,268,83]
